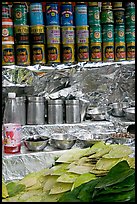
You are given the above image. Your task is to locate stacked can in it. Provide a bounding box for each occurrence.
[46,2,60,64]
[113,2,126,61]
[2,2,15,66]
[101,2,114,62]
[29,3,46,65]
[88,2,102,62]
[75,2,89,62]
[125,2,135,61]
[61,2,75,63]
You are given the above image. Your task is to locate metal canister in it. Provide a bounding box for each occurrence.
[47,44,60,64]
[101,8,114,24]
[2,44,15,66]
[102,24,114,42]
[89,25,102,43]
[126,42,135,61]
[2,4,10,18]
[13,3,27,25]
[30,3,44,25]
[48,100,64,124]
[88,6,100,25]
[32,44,46,65]
[46,25,60,44]
[113,8,125,25]
[75,4,88,26]
[15,44,30,66]
[125,26,135,43]
[115,42,126,61]
[2,18,14,44]
[60,3,73,26]
[89,42,102,62]
[77,44,89,62]
[30,25,45,44]
[103,42,114,62]
[61,26,75,44]
[115,25,125,42]
[76,26,89,44]
[16,96,26,125]
[62,44,75,63]
[14,25,29,44]
[125,6,135,26]
[46,3,59,26]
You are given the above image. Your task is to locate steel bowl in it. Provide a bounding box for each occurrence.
[111,102,129,117]
[87,107,107,121]
[123,107,135,121]
[50,133,76,150]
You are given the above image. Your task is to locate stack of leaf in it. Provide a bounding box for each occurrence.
[2,141,135,202]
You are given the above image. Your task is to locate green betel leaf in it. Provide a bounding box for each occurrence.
[2,181,9,198]
[43,175,58,191]
[57,172,79,183]
[49,182,72,194]
[68,165,93,174]
[6,181,26,197]
[95,157,122,170]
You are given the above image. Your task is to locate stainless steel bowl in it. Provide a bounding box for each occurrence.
[23,137,49,151]
[50,133,76,150]
[123,107,135,121]
[111,102,129,117]
[87,107,107,121]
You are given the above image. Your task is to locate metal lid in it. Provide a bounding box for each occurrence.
[16,96,26,102]
[27,96,44,102]
[8,92,16,98]
[65,100,80,105]
[48,99,63,105]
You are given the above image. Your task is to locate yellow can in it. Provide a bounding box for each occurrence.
[126,42,135,61]
[76,26,89,44]
[2,44,15,66]
[62,44,75,63]
[46,25,60,44]
[89,42,102,62]
[47,44,60,64]
[32,44,46,65]
[15,44,30,66]
[115,42,126,61]
[77,43,89,62]
[103,42,114,62]
[14,25,29,44]
[30,25,45,44]
[61,26,75,44]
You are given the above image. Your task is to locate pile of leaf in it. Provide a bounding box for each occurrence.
[2,141,135,202]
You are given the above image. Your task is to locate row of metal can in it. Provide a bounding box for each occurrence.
[2,41,135,66]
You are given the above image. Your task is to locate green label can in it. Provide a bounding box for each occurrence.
[115,42,126,61]
[14,25,29,44]
[16,44,30,66]
[13,3,27,25]
[89,42,102,62]
[30,25,45,44]
[2,44,15,66]
[2,18,14,43]
[32,44,46,65]
[88,6,100,25]
[125,26,135,43]
[102,24,114,42]
[115,25,125,42]
[103,42,114,62]
[89,25,102,43]
[101,9,114,24]
[125,7,135,26]
[126,42,135,61]
[62,44,75,63]
[77,43,89,62]
[47,44,60,64]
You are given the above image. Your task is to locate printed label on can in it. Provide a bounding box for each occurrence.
[125,8,135,25]
[30,3,44,25]
[13,5,27,25]
[62,27,75,44]
[88,7,100,25]
[77,44,89,62]
[113,9,125,24]
[103,25,114,42]
[2,21,14,42]
[103,42,114,62]
[126,42,135,61]
[115,25,125,42]
[75,5,88,26]
[32,44,46,65]
[46,26,60,44]
[115,42,126,61]
[76,26,89,44]
[2,45,15,66]
[90,42,102,62]
[101,10,114,24]
[89,25,102,42]
[30,25,45,44]
[2,5,9,18]
[125,27,135,43]
[16,45,30,65]
[62,44,75,63]
[47,44,60,63]
[61,4,73,26]
[46,4,59,25]
[14,25,29,44]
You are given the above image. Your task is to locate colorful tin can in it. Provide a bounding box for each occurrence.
[115,25,125,42]
[125,26,135,43]
[75,4,88,26]
[113,8,125,24]
[61,26,75,44]
[2,18,14,44]
[16,44,30,66]
[115,42,126,61]
[2,44,15,66]
[32,44,46,65]
[2,4,9,18]
[46,25,60,44]
[14,25,29,44]
[88,6,100,25]
[13,3,27,25]
[103,42,114,62]
[77,43,89,62]
[46,3,59,25]
[76,26,89,44]
[62,44,75,63]
[61,4,73,26]
[112,2,123,8]
[102,24,114,42]
[30,25,45,44]
[47,44,60,64]
[126,42,135,61]
[89,25,102,43]
[101,9,114,24]
[89,42,102,62]
[125,7,135,26]
[30,3,44,25]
